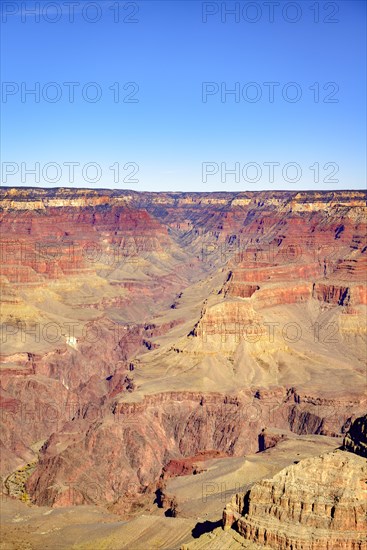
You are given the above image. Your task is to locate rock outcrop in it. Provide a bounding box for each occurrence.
[223,450,367,549]
[343,414,367,458]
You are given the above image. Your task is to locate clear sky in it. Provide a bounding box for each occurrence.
[1,0,366,191]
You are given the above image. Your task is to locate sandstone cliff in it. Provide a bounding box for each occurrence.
[223,450,367,550]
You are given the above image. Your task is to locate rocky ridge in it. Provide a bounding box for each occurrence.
[223,415,367,549]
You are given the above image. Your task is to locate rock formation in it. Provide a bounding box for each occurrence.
[0,187,366,525]
[223,415,367,549]
[223,450,367,549]
[343,414,367,458]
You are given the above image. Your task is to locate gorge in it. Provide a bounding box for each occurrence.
[0,187,366,549]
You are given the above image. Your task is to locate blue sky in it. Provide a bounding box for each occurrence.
[1,0,366,191]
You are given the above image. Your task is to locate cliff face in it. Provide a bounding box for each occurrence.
[223,450,367,550]
[343,414,367,458]
[1,188,366,514]
[223,414,367,550]
[1,187,365,208]
[23,389,366,507]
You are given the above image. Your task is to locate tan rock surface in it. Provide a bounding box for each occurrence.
[224,450,367,550]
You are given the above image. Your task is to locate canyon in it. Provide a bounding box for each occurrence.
[0,187,366,549]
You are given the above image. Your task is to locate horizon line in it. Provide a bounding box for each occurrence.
[1,186,366,195]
